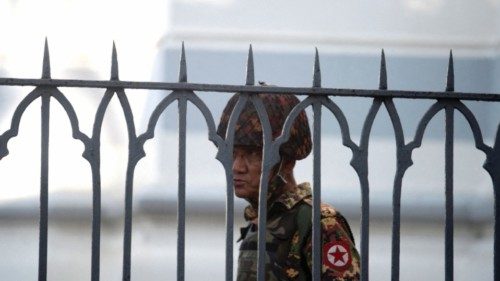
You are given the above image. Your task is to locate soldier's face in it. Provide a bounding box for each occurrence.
[232,145,263,202]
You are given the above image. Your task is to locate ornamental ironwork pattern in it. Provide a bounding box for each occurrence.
[0,40,499,281]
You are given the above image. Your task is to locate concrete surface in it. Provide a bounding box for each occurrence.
[0,214,493,281]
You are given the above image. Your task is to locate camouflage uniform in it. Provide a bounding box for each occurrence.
[237,183,361,281]
[216,92,360,280]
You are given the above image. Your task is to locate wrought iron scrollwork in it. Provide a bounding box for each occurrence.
[0,40,498,281]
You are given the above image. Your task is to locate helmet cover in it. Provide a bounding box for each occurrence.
[217,93,312,160]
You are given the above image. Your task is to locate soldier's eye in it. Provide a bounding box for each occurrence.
[248,150,262,161]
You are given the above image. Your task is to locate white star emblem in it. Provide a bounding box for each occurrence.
[327,244,349,267]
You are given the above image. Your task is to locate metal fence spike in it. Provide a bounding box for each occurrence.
[42,38,51,79]
[179,42,187,83]
[111,41,119,80]
[446,50,454,92]
[313,47,321,88]
[379,49,387,90]
[246,44,255,86]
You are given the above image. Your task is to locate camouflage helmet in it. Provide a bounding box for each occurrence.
[217,93,312,160]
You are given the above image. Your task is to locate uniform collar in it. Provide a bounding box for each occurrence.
[274,182,312,209]
[243,182,312,221]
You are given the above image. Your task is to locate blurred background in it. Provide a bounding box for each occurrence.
[0,0,498,280]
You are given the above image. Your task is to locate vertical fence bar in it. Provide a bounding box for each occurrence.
[121,108,142,281]
[89,91,107,281]
[38,40,51,281]
[444,105,454,281]
[359,150,370,281]
[90,44,120,281]
[222,96,251,281]
[494,125,500,281]
[177,44,188,281]
[116,47,146,281]
[444,52,454,281]
[378,50,403,281]
[255,96,272,281]
[252,95,279,281]
[256,164,270,281]
[495,171,499,281]
[122,129,133,281]
[116,43,134,281]
[484,123,499,281]
[358,99,382,281]
[177,97,187,281]
[122,146,134,281]
[88,90,116,281]
[223,111,242,281]
[38,92,50,281]
[391,152,402,281]
[224,163,234,281]
[495,172,499,281]
[257,161,269,281]
[390,138,406,281]
[312,101,322,280]
[311,50,322,280]
[90,161,101,281]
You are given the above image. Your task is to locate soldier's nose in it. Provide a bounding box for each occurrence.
[232,156,247,173]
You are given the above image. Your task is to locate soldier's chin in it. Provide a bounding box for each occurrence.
[234,189,246,198]
[234,188,250,199]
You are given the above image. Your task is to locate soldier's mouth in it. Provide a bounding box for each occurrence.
[233,179,245,188]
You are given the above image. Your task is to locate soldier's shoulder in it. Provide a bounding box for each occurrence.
[302,198,339,218]
[320,202,338,218]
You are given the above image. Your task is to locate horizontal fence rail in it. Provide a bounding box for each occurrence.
[0,40,499,281]
[2,78,500,101]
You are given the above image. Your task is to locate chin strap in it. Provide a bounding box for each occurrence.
[276,159,288,184]
[267,158,287,201]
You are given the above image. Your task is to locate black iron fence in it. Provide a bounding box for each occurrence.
[0,40,499,281]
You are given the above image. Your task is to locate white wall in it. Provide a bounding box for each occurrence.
[163,0,500,55]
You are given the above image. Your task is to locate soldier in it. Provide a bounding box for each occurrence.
[217,92,360,281]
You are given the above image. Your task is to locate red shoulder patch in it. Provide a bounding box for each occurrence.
[322,240,352,272]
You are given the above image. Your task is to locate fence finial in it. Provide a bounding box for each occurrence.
[111,41,119,80]
[179,42,187,83]
[446,50,454,92]
[42,37,51,79]
[379,49,387,90]
[246,44,255,86]
[313,47,321,88]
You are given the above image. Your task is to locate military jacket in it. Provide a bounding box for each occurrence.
[237,183,360,281]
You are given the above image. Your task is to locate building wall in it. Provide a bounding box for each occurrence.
[144,0,500,221]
